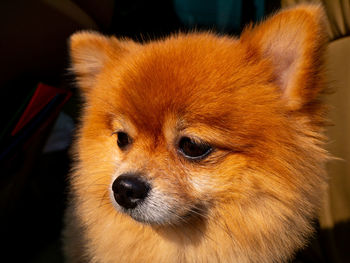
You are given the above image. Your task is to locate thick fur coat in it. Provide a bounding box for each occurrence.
[64,5,329,263]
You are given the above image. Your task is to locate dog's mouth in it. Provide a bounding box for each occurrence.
[128,203,206,226]
[177,204,208,223]
[110,188,206,225]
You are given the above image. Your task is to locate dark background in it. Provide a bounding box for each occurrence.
[2,1,342,262]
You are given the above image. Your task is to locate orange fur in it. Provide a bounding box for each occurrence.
[64,5,329,263]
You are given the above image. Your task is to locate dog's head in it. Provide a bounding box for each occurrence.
[69,4,329,260]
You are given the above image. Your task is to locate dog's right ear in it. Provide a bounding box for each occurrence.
[240,5,327,111]
[69,31,135,95]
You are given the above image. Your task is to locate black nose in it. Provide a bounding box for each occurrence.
[112,174,150,209]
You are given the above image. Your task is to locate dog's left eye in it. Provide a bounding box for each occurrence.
[178,137,212,160]
[113,131,132,150]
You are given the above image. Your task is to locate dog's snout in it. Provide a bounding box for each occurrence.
[112,174,150,209]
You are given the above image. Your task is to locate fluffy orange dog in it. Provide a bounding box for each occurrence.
[64,5,329,263]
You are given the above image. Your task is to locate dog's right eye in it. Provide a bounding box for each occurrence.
[114,131,131,150]
[178,137,213,161]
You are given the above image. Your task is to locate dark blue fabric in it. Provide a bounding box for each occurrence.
[174,0,265,32]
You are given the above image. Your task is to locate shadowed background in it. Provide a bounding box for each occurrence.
[0,0,348,262]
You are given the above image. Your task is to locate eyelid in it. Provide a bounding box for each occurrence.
[176,134,215,150]
[177,136,214,161]
[178,147,214,161]
[175,133,204,145]
[111,129,123,136]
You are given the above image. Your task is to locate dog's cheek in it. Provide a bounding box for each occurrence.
[188,154,250,202]
[74,114,121,207]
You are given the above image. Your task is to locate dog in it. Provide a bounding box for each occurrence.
[63,5,329,263]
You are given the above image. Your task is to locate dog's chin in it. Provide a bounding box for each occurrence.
[128,211,174,225]
[115,202,195,226]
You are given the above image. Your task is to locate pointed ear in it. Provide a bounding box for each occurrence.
[69,31,135,95]
[241,5,328,110]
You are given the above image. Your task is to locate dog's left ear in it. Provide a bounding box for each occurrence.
[69,31,139,96]
[241,5,328,110]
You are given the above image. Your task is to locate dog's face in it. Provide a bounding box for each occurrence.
[97,35,287,224]
[73,34,288,225]
[70,5,328,259]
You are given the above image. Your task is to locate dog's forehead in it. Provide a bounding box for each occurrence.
[116,37,246,107]
[103,34,274,136]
